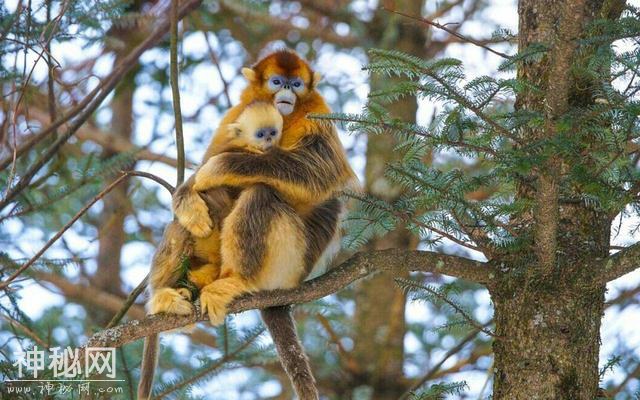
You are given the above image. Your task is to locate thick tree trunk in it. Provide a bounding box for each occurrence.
[491,205,612,399]
[492,278,606,398]
[489,1,624,398]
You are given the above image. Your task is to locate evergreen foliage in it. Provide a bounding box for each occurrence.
[325,5,640,255]
[408,381,469,399]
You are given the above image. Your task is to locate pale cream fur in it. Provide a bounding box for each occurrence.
[147,288,193,315]
[198,198,306,325]
[226,102,283,152]
[255,214,306,290]
[172,190,212,238]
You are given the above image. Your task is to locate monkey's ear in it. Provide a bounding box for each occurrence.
[227,123,242,137]
[312,71,322,88]
[241,67,258,82]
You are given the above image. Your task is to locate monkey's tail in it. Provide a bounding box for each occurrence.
[260,306,319,400]
[137,333,159,400]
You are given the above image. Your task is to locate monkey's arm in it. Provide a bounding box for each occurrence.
[172,175,214,238]
[172,173,239,238]
[193,132,355,204]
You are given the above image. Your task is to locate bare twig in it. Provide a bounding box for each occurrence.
[106,275,149,329]
[201,31,232,107]
[0,0,202,198]
[383,7,510,59]
[1,313,48,348]
[170,0,185,186]
[151,328,265,399]
[400,326,485,399]
[316,313,359,374]
[0,170,173,289]
[127,171,175,194]
[0,173,130,289]
[20,106,193,169]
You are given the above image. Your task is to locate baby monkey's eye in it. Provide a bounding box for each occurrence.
[257,131,265,138]
[270,130,277,137]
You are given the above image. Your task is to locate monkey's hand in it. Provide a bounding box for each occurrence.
[173,181,213,238]
[148,288,193,315]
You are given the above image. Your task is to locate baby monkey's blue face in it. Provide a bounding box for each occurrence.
[254,127,280,149]
[227,102,284,152]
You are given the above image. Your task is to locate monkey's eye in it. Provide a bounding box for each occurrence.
[268,76,285,92]
[290,78,304,93]
[257,131,265,138]
[270,130,278,137]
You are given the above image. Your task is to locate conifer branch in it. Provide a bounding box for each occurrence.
[400,326,485,399]
[0,173,131,289]
[81,249,492,350]
[151,328,264,399]
[397,278,496,337]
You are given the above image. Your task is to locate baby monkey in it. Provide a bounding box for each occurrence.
[222,101,283,153]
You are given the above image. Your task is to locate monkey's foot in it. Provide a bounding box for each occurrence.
[148,288,193,315]
[173,189,213,238]
[199,289,227,326]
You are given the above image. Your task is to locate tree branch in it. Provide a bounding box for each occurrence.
[0,171,173,289]
[34,270,218,349]
[597,242,640,284]
[82,249,491,349]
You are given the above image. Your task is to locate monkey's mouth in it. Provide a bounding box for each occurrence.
[277,100,293,106]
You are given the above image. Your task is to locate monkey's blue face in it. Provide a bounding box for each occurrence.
[254,127,280,150]
[268,75,305,93]
[268,75,305,115]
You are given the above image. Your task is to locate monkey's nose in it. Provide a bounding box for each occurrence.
[256,128,271,138]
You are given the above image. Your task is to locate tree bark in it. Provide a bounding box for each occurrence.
[490,0,623,398]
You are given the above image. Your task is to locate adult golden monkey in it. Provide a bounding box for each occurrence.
[142,50,357,400]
